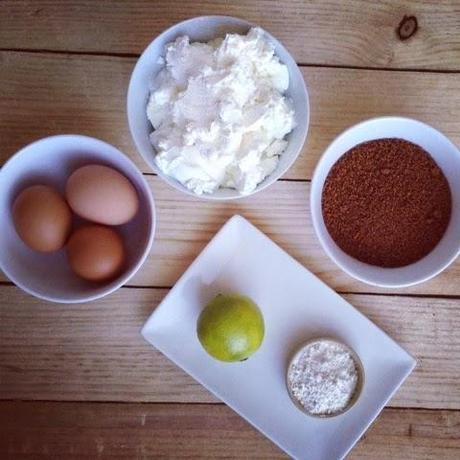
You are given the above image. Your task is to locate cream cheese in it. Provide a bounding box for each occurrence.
[147,27,295,195]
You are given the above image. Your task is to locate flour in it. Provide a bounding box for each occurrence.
[287,339,359,415]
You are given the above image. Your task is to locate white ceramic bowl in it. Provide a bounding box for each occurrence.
[0,135,155,303]
[127,15,309,200]
[310,116,460,288]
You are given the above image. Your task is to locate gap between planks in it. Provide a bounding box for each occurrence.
[1,47,460,74]
[0,398,459,414]
[2,281,460,301]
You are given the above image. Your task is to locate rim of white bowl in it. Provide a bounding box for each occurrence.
[310,116,460,288]
[0,134,156,303]
[127,15,309,201]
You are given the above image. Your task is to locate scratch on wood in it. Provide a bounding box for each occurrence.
[1,364,23,373]
[95,437,104,455]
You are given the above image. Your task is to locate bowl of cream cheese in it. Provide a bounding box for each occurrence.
[127,16,309,200]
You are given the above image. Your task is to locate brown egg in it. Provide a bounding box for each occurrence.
[12,185,72,252]
[67,225,125,282]
[66,164,139,225]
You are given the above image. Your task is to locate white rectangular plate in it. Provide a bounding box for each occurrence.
[142,215,416,460]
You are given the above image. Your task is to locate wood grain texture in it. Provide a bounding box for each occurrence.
[1,285,459,408]
[1,1,460,70]
[2,177,460,295]
[144,178,460,296]
[1,3,459,458]
[2,51,460,179]
[1,401,459,459]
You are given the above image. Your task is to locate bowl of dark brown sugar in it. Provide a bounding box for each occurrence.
[311,117,460,288]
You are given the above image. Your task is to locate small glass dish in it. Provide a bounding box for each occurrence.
[286,337,365,418]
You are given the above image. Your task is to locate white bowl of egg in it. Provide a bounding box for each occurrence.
[0,135,155,303]
[127,16,309,200]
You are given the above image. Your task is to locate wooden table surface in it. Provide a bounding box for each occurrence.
[1,1,460,458]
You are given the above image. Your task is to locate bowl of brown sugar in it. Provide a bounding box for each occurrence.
[311,117,460,288]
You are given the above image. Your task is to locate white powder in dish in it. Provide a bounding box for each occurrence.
[287,339,359,415]
[146,27,295,195]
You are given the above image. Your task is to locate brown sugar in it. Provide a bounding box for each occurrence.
[321,138,452,268]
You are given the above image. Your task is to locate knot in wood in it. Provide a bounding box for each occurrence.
[397,15,418,41]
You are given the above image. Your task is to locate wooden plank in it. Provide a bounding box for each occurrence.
[1,1,460,70]
[0,52,142,171]
[1,285,459,408]
[1,401,459,459]
[2,177,460,295]
[141,178,460,296]
[2,52,460,179]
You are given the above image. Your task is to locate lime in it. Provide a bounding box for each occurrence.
[197,293,265,362]
[197,294,265,362]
